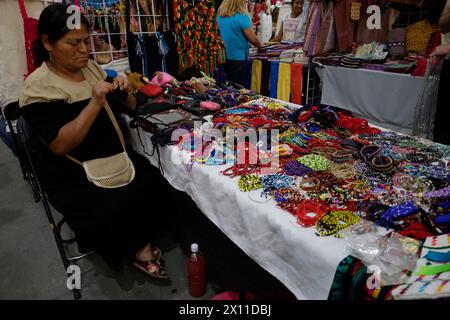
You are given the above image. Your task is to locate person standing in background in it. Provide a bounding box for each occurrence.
[217,0,263,86]
[270,0,306,43]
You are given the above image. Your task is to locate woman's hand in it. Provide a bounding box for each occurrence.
[91,80,115,108]
[112,75,132,93]
[431,44,450,57]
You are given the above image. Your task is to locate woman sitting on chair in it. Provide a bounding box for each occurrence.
[19,3,170,279]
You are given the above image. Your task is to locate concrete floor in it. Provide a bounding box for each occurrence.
[0,139,218,300]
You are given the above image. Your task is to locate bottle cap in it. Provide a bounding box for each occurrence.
[191,243,199,253]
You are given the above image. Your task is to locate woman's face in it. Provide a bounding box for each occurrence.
[292,0,304,17]
[44,24,91,70]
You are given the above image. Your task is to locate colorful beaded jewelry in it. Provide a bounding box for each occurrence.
[261,174,293,197]
[296,200,328,227]
[298,154,330,171]
[238,174,263,192]
[315,210,360,237]
[330,162,356,180]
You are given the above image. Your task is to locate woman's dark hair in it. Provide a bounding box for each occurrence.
[33,3,91,66]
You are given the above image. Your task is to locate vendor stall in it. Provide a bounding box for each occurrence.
[125,75,450,299]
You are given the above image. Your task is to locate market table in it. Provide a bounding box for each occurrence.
[126,115,350,300]
[316,66,424,134]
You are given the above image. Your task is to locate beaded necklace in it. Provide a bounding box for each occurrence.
[296,200,328,227]
[274,188,303,214]
[261,174,294,197]
[315,211,360,237]
[238,174,263,192]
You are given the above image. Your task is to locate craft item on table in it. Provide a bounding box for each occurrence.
[330,162,356,180]
[200,101,222,111]
[261,174,294,197]
[299,176,321,192]
[298,154,330,171]
[315,210,361,238]
[296,199,328,227]
[238,174,263,192]
[274,188,303,213]
[283,160,312,176]
[393,233,450,299]
[379,202,418,229]
[138,83,164,97]
[221,164,261,178]
[425,186,450,200]
[311,147,337,160]
[370,155,396,173]
[332,150,354,163]
[311,171,339,188]
[399,162,427,177]
[151,72,175,86]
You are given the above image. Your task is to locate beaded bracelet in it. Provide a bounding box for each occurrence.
[330,162,356,180]
[315,210,360,237]
[425,186,450,200]
[283,160,312,176]
[296,199,328,227]
[311,171,339,188]
[221,164,261,178]
[360,144,381,163]
[406,152,430,164]
[261,173,293,197]
[238,174,263,192]
[299,176,321,191]
[311,147,337,160]
[298,154,330,171]
[274,188,303,213]
[370,156,395,173]
[332,150,354,163]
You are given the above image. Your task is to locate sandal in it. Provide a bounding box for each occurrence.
[133,260,170,280]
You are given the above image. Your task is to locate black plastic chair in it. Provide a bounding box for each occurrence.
[3,102,94,300]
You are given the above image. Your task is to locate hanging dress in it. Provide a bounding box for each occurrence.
[173,0,225,75]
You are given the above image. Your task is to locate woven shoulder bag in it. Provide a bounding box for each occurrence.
[66,103,135,188]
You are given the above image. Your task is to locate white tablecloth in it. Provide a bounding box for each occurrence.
[127,120,349,300]
[317,66,424,134]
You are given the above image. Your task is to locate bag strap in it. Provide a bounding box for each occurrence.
[66,102,126,165]
[18,0,28,19]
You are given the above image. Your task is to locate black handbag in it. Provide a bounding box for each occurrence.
[136,96,178,115]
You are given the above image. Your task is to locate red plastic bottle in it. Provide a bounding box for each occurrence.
[187,243,206,297]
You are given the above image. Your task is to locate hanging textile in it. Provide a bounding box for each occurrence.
[260,59,271,97]
[173,0,225,75]
[319,1,336,54]
[303,0,323,57]
[277,62,291,102]
[19,0,39,78]
[269,61,279,99]
[290,63,303,105]
[125,0,143,73]
[251,59,262,93]
[335,0,356,52]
